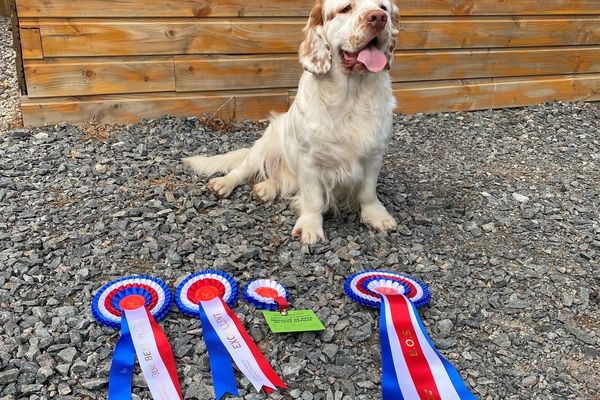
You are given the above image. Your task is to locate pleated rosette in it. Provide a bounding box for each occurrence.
[344,270,430,309]
[344,270,476,400]
[91,275,182,400]
[176,270,285,400]
[243,279,289,311]
[175,269,238,316]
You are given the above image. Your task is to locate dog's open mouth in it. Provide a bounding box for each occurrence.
[341,38,387,73]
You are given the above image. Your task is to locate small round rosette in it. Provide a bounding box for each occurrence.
[344,271,430,309]
[176,270,238,317]
[243,279,289,311]
[91,275,173,329]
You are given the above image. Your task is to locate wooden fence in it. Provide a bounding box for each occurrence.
[10,0,600,126]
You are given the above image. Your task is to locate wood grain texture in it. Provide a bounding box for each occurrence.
[15,0,600,17]
[15,0,313,17]
[22,74,600,126]
[30,16,600,57]
[393,47,600,82]
[21,89,290,126]
[37,18,305,57]
[398,0,600,15]
[24,57,176,97]
[396,16,600,50]
[175,54,303,92]
[19,26,43,59]
[392,74,600,114]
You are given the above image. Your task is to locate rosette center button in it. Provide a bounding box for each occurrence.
[255,287,279,299]
[193,286,220,302]
[375,287,399,295]
[119,294,146,310]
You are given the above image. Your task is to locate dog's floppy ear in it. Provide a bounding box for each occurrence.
[299,0,332,75]
[384,1,400,69]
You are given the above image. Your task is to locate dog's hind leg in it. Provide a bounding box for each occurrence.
[207,130,275,197]
[207,155,256,198]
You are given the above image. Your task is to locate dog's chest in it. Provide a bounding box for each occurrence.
[311,104,390,183]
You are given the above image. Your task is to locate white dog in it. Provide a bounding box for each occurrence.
[184,0,399,244]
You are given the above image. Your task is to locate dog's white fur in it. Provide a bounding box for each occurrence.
[184,0,399,244]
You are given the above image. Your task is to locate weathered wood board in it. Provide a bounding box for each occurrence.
[175,54,303,92]
[392,74,600,114]
[24,16,600,57]
[24,57,176,97]
[16,0,600,17]
[34,18,305,57]
[21,89,290,126]
[22,73,600,126]
[393,47,600,82]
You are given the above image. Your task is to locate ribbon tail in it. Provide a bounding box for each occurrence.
[199,304,239,399]
[108,318,135,400]
[221,298,287,391]
[379,300,404,400]
[146,309,184,400]
[408,300,478,400]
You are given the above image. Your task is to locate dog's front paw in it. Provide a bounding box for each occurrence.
[361,204,397,232]
[253,180,277,202]
[208,177,235,198]
[292,214,326,244]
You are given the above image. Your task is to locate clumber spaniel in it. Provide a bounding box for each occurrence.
[184,0,399,244]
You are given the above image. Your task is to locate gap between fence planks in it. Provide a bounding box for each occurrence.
[14,0,600,17]
[21,16,600,57]
[21,74,600,126]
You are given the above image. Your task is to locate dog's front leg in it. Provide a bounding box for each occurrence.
[292,168,326,244]
[358,156,397,232]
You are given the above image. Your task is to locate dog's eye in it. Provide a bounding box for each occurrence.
[340,4,352,13]
[380,4,388,11]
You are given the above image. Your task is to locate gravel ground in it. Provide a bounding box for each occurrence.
[1,16,599,400]
[0,17,21,132]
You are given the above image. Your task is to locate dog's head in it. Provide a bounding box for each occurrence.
[299,0,399,75]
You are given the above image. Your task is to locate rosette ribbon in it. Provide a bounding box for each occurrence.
[243,279,289,312]
[176,270,286,399]
[345,271,477,400]
[91,275,182,400]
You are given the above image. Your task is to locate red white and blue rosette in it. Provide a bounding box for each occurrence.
[243,279,289,312]
[176,270,286,400]
[91,276,182,400]
[345,271,477,400]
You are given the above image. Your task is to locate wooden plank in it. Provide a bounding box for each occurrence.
[22,74,600,126]
[31,16,600,57]
[21,89,290,126]
[15,0,313,17]
[396,16,600,50]
[392,47,600,82]
[15,0,600,17]
[176,46,600,92]
[19,26,43,59]
[398,0,600,16]
[392,74,600,114]
[24,57,176,97]
[37,18,305,57]
[175,54,302,92]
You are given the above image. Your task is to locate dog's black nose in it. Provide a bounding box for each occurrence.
[365,10,388,30]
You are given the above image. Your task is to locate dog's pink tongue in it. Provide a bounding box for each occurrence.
[357,44,387,72]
